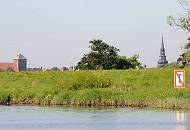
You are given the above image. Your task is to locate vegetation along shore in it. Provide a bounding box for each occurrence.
[0,69,189,109]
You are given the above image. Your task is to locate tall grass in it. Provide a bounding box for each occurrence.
[0,69,189,109]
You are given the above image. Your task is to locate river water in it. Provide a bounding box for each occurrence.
[0,106,189,130]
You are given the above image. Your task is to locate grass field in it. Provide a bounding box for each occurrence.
[0,69,189,109]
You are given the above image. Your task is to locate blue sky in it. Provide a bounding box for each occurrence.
[0,0,188,68]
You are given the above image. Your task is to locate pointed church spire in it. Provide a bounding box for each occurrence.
[160,34,165,52]
[161,34,164,49]
[157,34,168,67]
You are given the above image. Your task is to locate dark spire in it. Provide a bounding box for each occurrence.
[161,34,164,49]
[160,34,165,54]
[157,34,168,66]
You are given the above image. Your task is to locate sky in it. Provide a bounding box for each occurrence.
[0,0,189,68]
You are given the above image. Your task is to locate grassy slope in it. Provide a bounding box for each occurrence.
[0,69,189,109]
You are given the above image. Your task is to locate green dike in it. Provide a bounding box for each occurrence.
[0,69,189,109]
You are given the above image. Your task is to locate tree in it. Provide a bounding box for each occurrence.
[51,67,60,71]
[167,0,190,67]
[177,37,190,66]
[167,0,190,32]
[6,67,15,72]
[115,55,141,69]
[77,39,141,70]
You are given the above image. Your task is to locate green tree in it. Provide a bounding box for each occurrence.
[51,67,60,71]
[6,67,15,72]
[167,0,190,67]
[115,55,141,69]
[167,0,190,32]
[77,39,141,70]
[177,37,190,66]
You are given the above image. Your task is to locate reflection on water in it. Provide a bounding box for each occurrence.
[0,106,190,130]
[174,111,188,130]
[175,111,186,122]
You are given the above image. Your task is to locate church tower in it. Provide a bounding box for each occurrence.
[157,35,168,67]
[13,53,27,72]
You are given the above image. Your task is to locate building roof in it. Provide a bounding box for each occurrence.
[13,53,26,60]
[0,63,17,71]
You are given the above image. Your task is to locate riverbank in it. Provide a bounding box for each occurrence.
[0,69,189,109]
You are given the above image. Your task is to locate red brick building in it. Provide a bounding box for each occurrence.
[0,54,27,72]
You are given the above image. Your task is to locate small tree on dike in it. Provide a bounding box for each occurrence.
[76,39,141,70]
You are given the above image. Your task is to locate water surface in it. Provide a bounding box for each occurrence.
[0,106,189,130]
